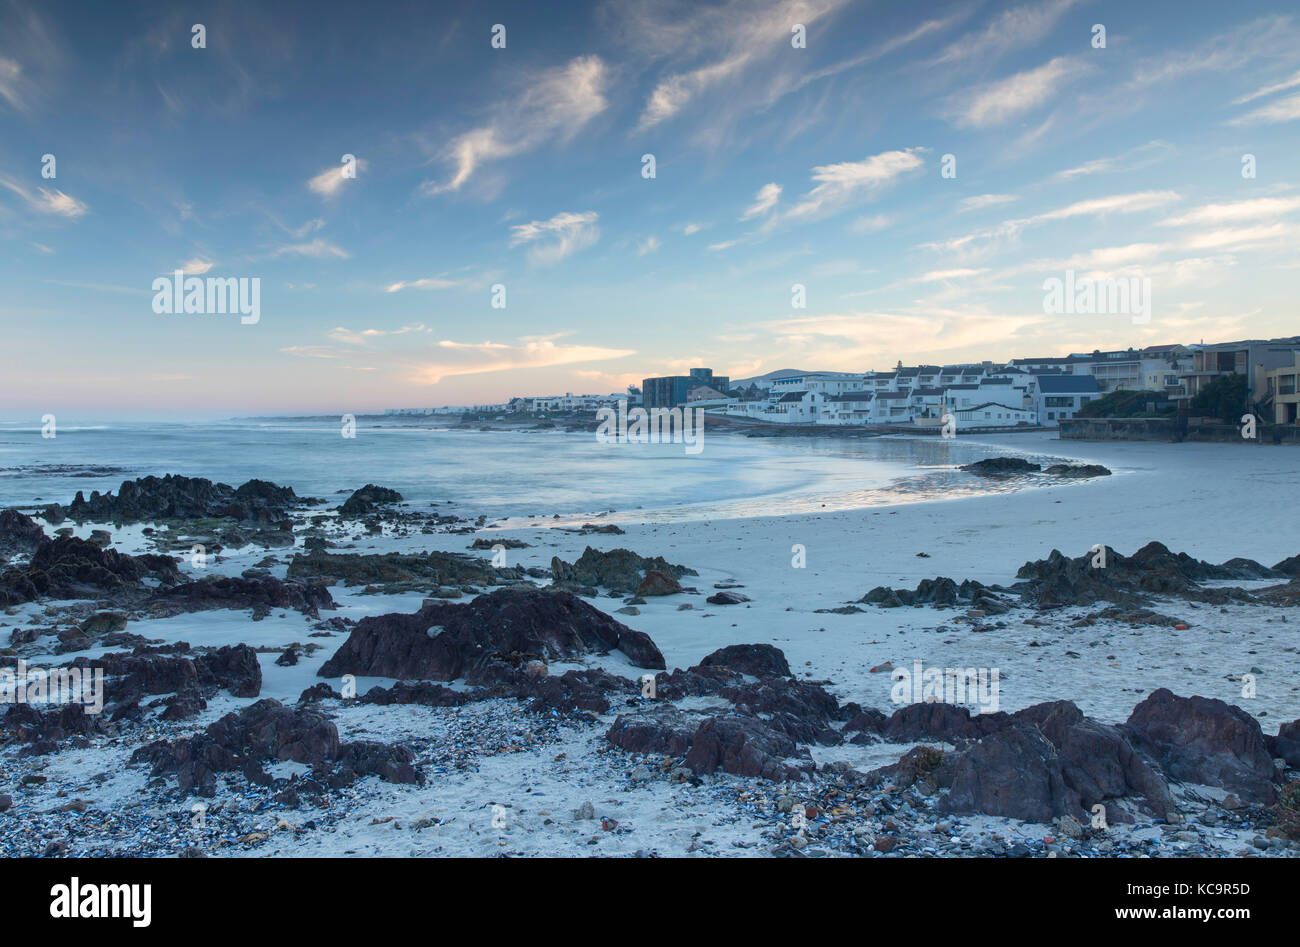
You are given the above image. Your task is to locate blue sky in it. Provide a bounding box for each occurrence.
[2,0,1299,415]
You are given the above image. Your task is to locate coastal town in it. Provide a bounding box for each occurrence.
[384,335,1300,432]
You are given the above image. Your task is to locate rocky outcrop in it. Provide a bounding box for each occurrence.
[1044,463,1112,478]
[697,643,791,678]
[859,700,1178,824]
[0,536,181,606]
[69,643,262,705]
[1271,718,1300,769]
[62,475,308,525]
[684,715,814,781]
[859,576,1010,612]
[337,484,404,518]
[2,702,104,752]
[130,698,418,796]
[550,546,696,594]
[1012,542,1279,607]
[0,509,45,557]
[604,653,1256,824]
[1272,554,1300,577]
[1124,688,1278,804]
[318,586,665,681]
[607,707,701,757]
[636,570,683,597]
[960,457,1041,476]
[287,547,522,589]
[149,574,334,620]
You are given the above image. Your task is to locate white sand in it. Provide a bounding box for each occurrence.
[13,431,1297,857]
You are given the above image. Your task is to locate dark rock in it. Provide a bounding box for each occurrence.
[0,536,181,607]
[69,643,261,704]
[684,715,812,781]
[64,475,307,525]
[287,547,521,589]
[297,683,342,704]
[318,586,665,681]
[337,484,404,518]
[550,546,696,594]
[722,677,845,746]
[149,574,334,620]
[0,509,45,556]
[1124,688,1278,804]
[2,702,104,746]
[636,570,683,597]
[333,740,421,785]
[276,649,299,667]
[960,457,1041,476]
[882,700,1010,743]
[859,577,1008,611]
[706,590,750,605]
[358,681,468,707]
[160,691,207,721]
[79,611,128,636]
[1012,542,1279,608]
[1271,554,1300,577]
[1044,463,1112,478]
[606,706,701,757]
[469,538,530,550]
[697,643,791,678]
[128,698,412,794]
[1271,718,1300,768]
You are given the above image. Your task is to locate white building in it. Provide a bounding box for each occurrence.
[953,402,1037,428]
[820,391,875,424]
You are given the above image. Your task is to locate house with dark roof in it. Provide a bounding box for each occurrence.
[1033,374,1099,422]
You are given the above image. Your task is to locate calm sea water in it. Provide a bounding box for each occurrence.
[0,419,1071,524]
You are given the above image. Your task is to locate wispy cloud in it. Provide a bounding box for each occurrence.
[423,56,608,195]
[509,210,599,265]
[1056,140,1175,179]
[308,158,366,198]
[1228,91,1300,126]
[952,57,1087,128]
[385,276,462,293]
[925,191,1182,255]
[1159,197,1300,227]
[768,148,924,227]
[637,235,661,255]
[178,258,213,275]
[1233,68,1300,104]
[272,238,350,259]
[411,336,635,384]
[930,0,1080,67]
[740,182,781,220]
[0,177,88,217]
[849,214,893,233]
[632,0,853,131]
[0,56,24,110]
[328,325,432,345]
[958,194,1018,212]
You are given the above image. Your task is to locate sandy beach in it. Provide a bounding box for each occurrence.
[3,430,1296,858]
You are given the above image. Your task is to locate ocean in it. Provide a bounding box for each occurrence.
[0,418,1070,524]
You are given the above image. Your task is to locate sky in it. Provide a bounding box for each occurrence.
[2,0,1299,416]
